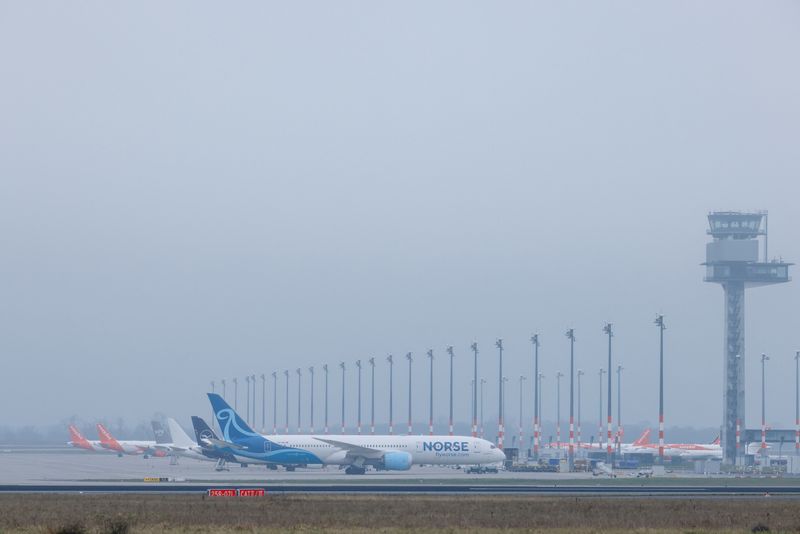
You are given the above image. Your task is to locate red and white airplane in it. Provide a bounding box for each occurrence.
[67,425,110,452]
[546,429,651,453]
[628,431,722,459]
[96,423,166,457]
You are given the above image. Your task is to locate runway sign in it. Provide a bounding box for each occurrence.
[208,488,265,497]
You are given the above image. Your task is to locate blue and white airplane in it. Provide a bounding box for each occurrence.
[191,416,241,470]
[207,393,505,474]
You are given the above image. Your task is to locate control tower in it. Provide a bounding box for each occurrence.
[704,211,791,464]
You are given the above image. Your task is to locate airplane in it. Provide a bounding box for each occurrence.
[160,417,243,468]
[197,404,333,471]
[148,417,212,465]
[96,423,166,458]
[151,420,182,464]
[546,429,652,453]
[207,393,506,474]
[190,416,241,470]
[627,431,722,459]
[151,420,172,447]
[67,424,110,452]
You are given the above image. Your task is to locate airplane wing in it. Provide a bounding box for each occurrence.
[161,445,190,452]
[312,437,383,458]
[207,437,245,450]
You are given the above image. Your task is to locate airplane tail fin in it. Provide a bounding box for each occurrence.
[633,428,651,446]
[166,418,195,448]
[96,423,117,444]
[151,421,172,444]
[712,435,720,445]
[207,393,260,443]
[96,423,123,452]
[191,416,218,445]
[68,425,90,446]
[192,415,219,447]
[191,416,239,462]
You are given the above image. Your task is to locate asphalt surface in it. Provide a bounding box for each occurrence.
[2,449,799,496]
[0,449,573,483]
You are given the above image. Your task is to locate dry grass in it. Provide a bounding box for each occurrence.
[0,494,798,533]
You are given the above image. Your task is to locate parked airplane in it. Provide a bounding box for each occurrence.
[151,420,172,447]
[207,393,506,474]
[96,423,165,458]
[148,417,213,465]
[628,431,722,459]
[68,425,109,452]
[190,416,240,470]
[150,420,183,464]
[546,429,651,453]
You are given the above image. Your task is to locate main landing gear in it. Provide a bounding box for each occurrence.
[214,459,229,472]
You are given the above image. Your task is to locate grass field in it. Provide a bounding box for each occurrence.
[0,494,798,533]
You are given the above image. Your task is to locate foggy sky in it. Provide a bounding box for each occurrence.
[1,1,799,436]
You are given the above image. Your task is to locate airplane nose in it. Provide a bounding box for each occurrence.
[494,448,506,462]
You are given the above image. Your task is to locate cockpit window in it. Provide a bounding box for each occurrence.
[490,445,496,449]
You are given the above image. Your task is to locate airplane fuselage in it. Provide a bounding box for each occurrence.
[68,440,109,452]
[222,433,504,468]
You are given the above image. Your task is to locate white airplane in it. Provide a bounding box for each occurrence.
[546,428,652,454]
[627,432,722,459]
[208,393,506,474]
[154,417,224,464]
[96,423,165,458]
[68,425,110,452]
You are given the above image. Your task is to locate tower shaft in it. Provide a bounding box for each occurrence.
[722,281,745,463]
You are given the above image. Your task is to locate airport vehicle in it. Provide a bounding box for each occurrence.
[96,423,165,457]
[592,461,616,477]
[466,465,499,474]
[67,425,110,452]
[207,393,506,474]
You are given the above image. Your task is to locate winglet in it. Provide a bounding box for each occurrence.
[711,435,720,445]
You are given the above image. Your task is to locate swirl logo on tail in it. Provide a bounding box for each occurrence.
[216,408,261,442]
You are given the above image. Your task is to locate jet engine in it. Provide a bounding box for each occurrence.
[382,450,412,471]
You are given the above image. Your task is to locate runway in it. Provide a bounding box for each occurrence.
[0,449,586,483]
[1,483,800,495]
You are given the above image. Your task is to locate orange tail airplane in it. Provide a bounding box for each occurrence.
[96,423,165,457]
[67,425,108,452]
